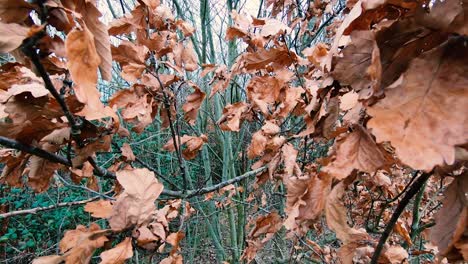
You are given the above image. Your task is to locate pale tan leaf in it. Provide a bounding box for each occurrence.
[84,200,113,219]
[59,223,109,264]
[120,143,135,161]
[109,168,164,230]
[99,237,133,264]
[368,39,468,171]
[66,27,109,120]
[31,255,64,264]
[76,1,113,81]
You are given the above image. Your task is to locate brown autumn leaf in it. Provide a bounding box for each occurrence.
[163,135,208,160]
[247,131,268,159]
[283,172,332,232]
[99,237,133,264]
[31,255,64,264]
[120,143,136,161]
[233,46,296,73]
[394,219,412,246]
[0,21,29,53]
[380,245,409,264]
[302,42,329,70]
[65,26,109,120]
[58,223,109,264]
[175,41,198,71]
[242,211,283,262]
[0,0,34,23]
[111,41,148,65]
[324,0,363,71]
[368,39,468,171]
[110,86,158,133]
[84,200,113,219]
[109,168,164,230]
[431,173,468,260]
[415,0,463,32]
[74,0,113,81]
[182,83,205,125]
[260,18,291,37]
[375,19,449,90]
[121,63,146,82]
[217,102,249,132]
[225,26,248,41]
[322,125,391,180]
[332,30,381,99]
[326,182,373,264]
[340,91,359,111]
[0,151,27,188]
[72,135,111,167]
[175,19,195,37]
[246,75,283,116]
[27,143,62,193]
[200,64,216,78]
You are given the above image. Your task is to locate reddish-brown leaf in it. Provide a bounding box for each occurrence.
[323,125,391,179]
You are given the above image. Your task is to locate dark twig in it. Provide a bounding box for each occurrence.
[0,136,71,166]
[370,172,432,264]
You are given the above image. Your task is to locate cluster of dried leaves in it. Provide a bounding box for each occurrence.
[0,0,466,263]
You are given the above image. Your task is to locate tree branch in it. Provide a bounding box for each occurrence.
[0,136,71,166]
[370,172,432,264]
[161,166,267,199]
[0,137,267,200]
[0,195,103,219]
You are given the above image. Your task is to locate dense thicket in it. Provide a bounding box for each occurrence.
[0,0,466,263]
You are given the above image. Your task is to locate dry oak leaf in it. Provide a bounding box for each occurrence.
[31,255,64,264]
[74,0,113,81]
[283,172,332,232]
[58,223,109,264]
[99,237,133,264]
[163,135,208,160]
[182,83,206,125]
[173,41,198,71]
[232,47,296,73]
[27,141,63,193]
[217,102,249,132]
[332,30,381,99]
[380,245,409,264]
[0,0,35,24]
[120,143,136,161]
[326,182,372,264]
[0,21,29,53]
[111,41,149,65]
[242,211,283,262]
[84,200,113,218]
[431,173,468,260]
[260,18,291,37]
[302,42,329,71]
[322,125,391,180]
[368,39,468,171]
[175,19,195,37]
[65,26,110,120]
[109,168,164,230]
